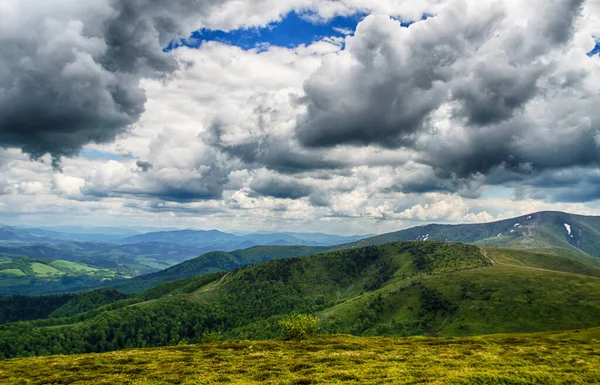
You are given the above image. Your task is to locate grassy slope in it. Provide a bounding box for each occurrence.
[163,242,600,337]
[25,211,589,296]
[485,247,600,276]
[346,211,600,265]
[309,246,600,336]
[3,241,600,359]
[106,245,328,293]
[1,328,599,385]
[0,258,129,297]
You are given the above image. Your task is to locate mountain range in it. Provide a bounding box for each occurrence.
[0,225,368,295]
[106,211,600,293]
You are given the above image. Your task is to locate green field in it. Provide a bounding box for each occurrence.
[0,269,25,277]
[1,328,599,384]
[49,261,98,273]
[0,258,131,296]
[29,263,60,276]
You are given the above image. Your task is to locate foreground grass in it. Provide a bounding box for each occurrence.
[1,329,599,385]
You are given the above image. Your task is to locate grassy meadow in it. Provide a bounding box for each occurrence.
[1,328,599,384]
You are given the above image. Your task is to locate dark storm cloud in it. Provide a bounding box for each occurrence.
[451,64,543,126]
[450,0,584,126]
[0,0,220,167]
[136,160,153,172]
[512,168,600,203]
[295,6,503,148]
[250,176,313,199]
[206,121,343,174]
[294,0,596,199]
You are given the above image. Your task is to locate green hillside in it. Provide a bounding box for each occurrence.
[2,329,599,385]
[0,290,129,324]
[105,245,328,293]
[347,211,600,264]
[4,211,598,297]
[2,241,600,359]
[108,211,600,295]
[0,258,130,296]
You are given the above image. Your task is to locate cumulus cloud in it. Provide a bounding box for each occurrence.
[296,0,599,193]
[0,0,207,166]
[296,3,504,148]
[0,0,338,167]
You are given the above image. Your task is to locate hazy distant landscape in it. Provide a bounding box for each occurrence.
[0,225,368,296]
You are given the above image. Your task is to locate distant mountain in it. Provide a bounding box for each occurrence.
[0,226,55,243]
[5,211,600,297]
[19,228,128,243]
[110,211,600,293]
[120,229,370,248]
[346,211,600,266]
[243,232,371,245]
[0,225,370,296]
[121,229,241,246]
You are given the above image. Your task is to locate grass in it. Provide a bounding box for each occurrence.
[1,329,599,384]
[49,261,98,273]
[0,269,25,277]
[29,263,60,277]
[485,248,600,276]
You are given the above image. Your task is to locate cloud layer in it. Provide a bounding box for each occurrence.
[1,0,600,233]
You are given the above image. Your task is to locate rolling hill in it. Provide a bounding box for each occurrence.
[2,240,600,359]
[103,211,600,294]
[346,211,600,264]
[0,225,370,296]
[104,245,328,293]
[0,257,131,296]
[0,240,214,296]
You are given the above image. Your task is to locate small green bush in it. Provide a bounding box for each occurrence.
[278,314,320,340]
[202,331,222,343]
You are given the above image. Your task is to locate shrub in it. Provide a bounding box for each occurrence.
[278,314,320,340]
[202,331,222,343]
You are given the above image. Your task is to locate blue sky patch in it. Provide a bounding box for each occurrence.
[164,11,431,52]
[481,186,513,199]
[82,149,131,161]
[588,40,600,57]
[165,12,367,52]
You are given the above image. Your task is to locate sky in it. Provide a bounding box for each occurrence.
[0,0,600,235]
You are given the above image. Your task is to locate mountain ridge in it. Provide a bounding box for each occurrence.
[98,210,600,293]
[2,240,600,359]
